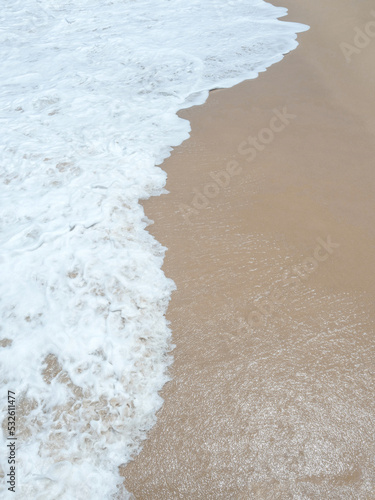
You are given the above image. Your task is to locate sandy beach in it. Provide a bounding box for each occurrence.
[123,0,375,497]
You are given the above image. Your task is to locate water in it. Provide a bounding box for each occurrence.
[0,1,307,498]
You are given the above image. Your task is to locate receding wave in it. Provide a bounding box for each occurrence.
[0,1,308,498]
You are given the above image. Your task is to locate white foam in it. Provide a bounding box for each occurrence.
[0,1,307,498]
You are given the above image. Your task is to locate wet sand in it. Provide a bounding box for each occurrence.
[123,0,375,497]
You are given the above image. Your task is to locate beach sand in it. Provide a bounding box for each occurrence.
[122,0,375,497]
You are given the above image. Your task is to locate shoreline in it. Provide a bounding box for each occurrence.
[123,0,375,497]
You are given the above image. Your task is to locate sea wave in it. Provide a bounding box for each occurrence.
[0,1,307,498]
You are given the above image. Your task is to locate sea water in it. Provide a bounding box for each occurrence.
[0,1,307,498]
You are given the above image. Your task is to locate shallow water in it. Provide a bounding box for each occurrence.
[0,1,307,497]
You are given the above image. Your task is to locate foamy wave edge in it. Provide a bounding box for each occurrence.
[0,1,308,498]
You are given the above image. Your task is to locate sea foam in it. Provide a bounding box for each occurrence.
[0,1,307,498]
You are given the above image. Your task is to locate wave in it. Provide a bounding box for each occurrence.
[0,1,308,498]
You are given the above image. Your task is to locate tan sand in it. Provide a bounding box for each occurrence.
[122,0,375,497]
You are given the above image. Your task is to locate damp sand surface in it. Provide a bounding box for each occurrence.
[124,0,375,497]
